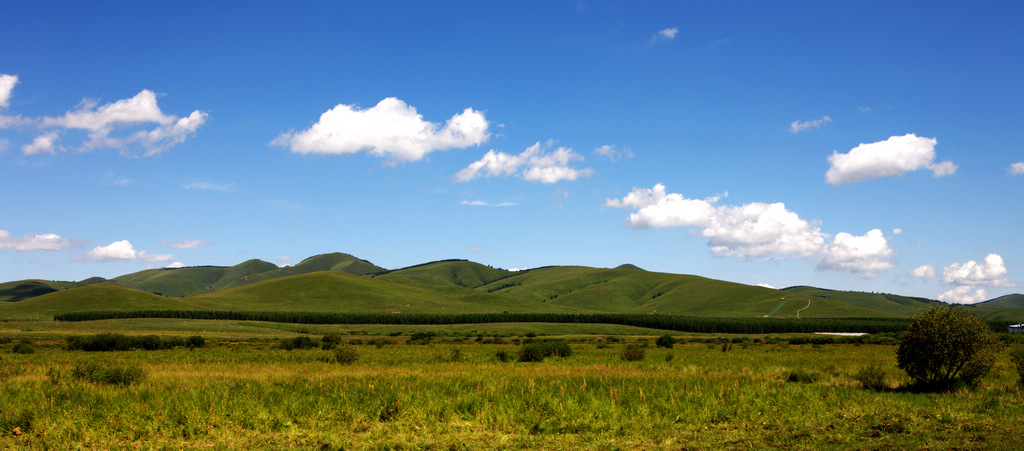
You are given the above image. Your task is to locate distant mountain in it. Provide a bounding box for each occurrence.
[377,259,514,288]
[0,285,198,319]
[0,279,97,303]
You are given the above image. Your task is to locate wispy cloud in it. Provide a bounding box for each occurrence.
[594,144,633,162]
[182,181,235,192]
[160,237,212,249]
[651,27,678,43]
[789,116,831,133]
[460,200,517,207]
[1009,162,1024,176]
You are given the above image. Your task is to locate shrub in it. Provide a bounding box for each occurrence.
[1010,344,1024,387]
[12,342,34,354]
[518,340,572,362]
[71,361,146,385]
[320,334,342,350]
[495,350,511,362]
[407,332,434,345]
[620,344,646,361]
[334,346,359,365]
[655,334,675,348]
[366,338,391,348]
[896,307,1002,390]
[855,362,888,390]
[185,335,205,349]
[786,369,819,384]
[278,336,319,350]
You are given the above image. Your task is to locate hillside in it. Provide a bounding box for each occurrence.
[782,286,941,317]
[377,260,514,288]
[185,271,580,314]
[481,266,889,318]
[974,293,1024,309]
[0,279,79,302]
[0,285,199,319]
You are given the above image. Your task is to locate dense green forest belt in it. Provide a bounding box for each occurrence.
[53,310,922,334]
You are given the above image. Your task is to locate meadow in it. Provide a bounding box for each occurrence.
[2,327,1023,450]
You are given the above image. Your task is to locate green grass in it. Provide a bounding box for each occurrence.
[0,285,199,320]
[0,279,81,303]
[377,259,513,288]
[783,286,941,317]
[1,339,1021,449]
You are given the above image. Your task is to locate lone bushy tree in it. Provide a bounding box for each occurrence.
[896,307,1001,390]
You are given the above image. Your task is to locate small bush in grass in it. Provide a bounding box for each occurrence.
[433,348,462,363]
[278,336,319,350]
[407,332,434,345]
[1010,344,1024,386]
[348,338,364,345]
[621,344,646,361]
[12,342,34,354]
[655,334,675,348]
[185,335,205,349]
[786,369,819,384]
[71,361,146,385]
[334,346,359,365]
[495,350,511,362]
[721,342,732,352]
[367,338,391,348]
[855,362,889,390]
[518,340,572,362]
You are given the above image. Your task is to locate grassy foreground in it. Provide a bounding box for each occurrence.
[2,337,1022,450]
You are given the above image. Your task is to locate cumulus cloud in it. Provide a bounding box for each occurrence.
[594,144,634,162]
[790,116,831,133]
[0,76,207,156]
[454,141,594,184]
[942,254,1013,288]
[0,229,71,251]
[165,262,186,269]
[272,97,489,162]
[757,283,776,289]
[907,265,937,279]
[938,286,988,305]
[825,134,956,185]
[816,229,896,277]
[82,240,173,262]
[161,238,212,249]
[1009,162,1024,176]
[607,184,896,276]
[0,74,17,108]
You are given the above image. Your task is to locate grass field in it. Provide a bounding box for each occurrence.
[2,329,1022,450]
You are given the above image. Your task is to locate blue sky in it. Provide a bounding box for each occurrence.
[1,1,1022,304]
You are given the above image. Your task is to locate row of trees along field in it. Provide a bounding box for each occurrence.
[50,310,926,334]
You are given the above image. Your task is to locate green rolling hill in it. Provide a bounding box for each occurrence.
[2,251,1022,321]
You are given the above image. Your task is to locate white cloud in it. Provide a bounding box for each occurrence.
[165,262,185,269]
[182,181,235,192]
[454,141,594,184]
[1009,162,1024,176]
[825,134,956,185]
[816,229,896,277]
[608,184,897,277]
[652,27,678,42]
[789,116,831,133]
[272,97,489,162]
[82,240,173,262]
[0,74,17,108]
[907,265,937,279]
[469,245,486,252]
[0,229,71,251]
[161,238,212,249]
[938,286,988,305]
[0,138,7,154]
[22,131,61,155]
[276,256,292,267]
[757,283,776,289]
[942,253,1013,288]
[594,144,634,162]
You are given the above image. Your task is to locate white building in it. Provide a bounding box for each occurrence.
[1009,324,1023,334]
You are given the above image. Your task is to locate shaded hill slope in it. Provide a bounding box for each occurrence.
[377,260,514,288]
[0,285,198,319]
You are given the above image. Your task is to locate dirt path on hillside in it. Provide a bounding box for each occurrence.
[795,299,811,318]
